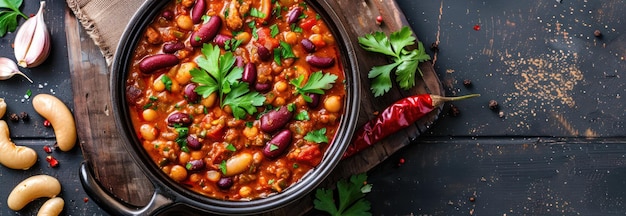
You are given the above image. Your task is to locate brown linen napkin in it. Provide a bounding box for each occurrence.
[66,0,144,65]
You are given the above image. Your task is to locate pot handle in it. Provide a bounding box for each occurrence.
[79,161,174,215]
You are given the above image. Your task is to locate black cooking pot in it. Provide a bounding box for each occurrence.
[79,0,360,215]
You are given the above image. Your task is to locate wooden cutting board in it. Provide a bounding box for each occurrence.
[66,0,443,214]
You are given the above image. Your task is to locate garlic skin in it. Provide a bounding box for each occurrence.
[14,1,50,68]
[0,57,33,83]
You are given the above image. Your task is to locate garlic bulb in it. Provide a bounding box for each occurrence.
[14,1,50,68]
[0,57,33,83]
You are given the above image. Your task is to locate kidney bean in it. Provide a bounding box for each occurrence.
[162,41,185,53]
[217,177,234,189]
[186,159,205,171]
[301,38,316,53]
[307,93,320,108]
[257,46,272,62]
[184,83,200,103]
[186,135,202,150]
[260,106,293,133]
[255,82,271,92]
[162,10,174,20]
[212,34,232,47]
[167,112,192,127]
[190,16,222,47]
[305,55,335,68]
[286,7,303,24]
[235,56,244,68]
[263,129,292,159]
[242,63,257,86]
[191,0,206,24]
[138,54,179,74]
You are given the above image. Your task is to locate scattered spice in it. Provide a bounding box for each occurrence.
[463,79,472,87]
[83,197,89,203]
[593,29,602,38]
[46,155,59,167]
[469,196,476,202]
[43,145,53,153]
[18,111,28,121]
[375,15,383,25]
[449,104,460,117]
[9,113,19,122]
[43,119,51,127]
[498,111,505,118]
[473,24,481,31]
[397,157,405,166]
[488,100,498,110]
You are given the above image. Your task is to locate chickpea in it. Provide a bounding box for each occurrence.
[243,126,258,139]
[274,81,288,92]
[189,173,202,183]
[175,62,197,84]
[239,186,252,197]
[324,95,342,113]
[169,165,188,182]
[180,0,194,7]
[206,170,221,182]
[191,151,204,160]
[309,34,326,48]
[235,32,251,44]
[170,81,181,94]
[179,151,190,164]
[140,124,158,141]
[153,79,165,92]
[201,93,217,108]
[142,109,158,121]
[273,97,286,106]
[161,165,172,174]
[283,31,298,45]
[176,15,194,31]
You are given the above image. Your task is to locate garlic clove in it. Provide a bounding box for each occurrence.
[0,57,33,83]
[14,1,50,68]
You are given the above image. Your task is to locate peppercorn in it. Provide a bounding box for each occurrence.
[594,29,602,38]
[488,100,499,110]
[375,15,383,25]
[19,112,29,121]
[463,79,472,87]
[449,104,460,117]
[9,113,19,122]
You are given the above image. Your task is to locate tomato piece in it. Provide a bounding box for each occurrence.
[300,18,317,32]
[295,144,322,167]
[256,27,279,49]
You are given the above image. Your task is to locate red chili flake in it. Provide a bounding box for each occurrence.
[83,197,89,203]
[473,24,481,31]
[43,119,52,127]
[43,145,53,153]
[46,156,59,168]
[376,15,383,25]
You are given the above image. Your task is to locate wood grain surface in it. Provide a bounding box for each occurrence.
[66,0,442,214]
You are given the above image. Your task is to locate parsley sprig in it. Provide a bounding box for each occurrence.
[358,26,431,97]
[190,44,266,119]
[314,173,372,216]
[0,0,28,37]
[290,71,338,102]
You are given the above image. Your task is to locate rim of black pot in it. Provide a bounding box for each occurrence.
[110,0,360,214]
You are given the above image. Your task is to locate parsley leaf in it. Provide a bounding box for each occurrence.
[219,160,227,175]
[225,143,237,152]
[191,44,265,119]
[273,41,296,65]
[290,71,337,102]
[358,26,431,97]
[250,8,266,18]
[294,110,310,121]
[304,128,328,143]
[161,75,173,91]
[0,0,26,37]
[314,173,372,216]
[269,24,279,38]
[269,144,279,151]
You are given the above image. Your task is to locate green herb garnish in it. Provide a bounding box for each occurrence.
[314,173,372,216]
[190,44,265,119]
[357,26,431,97]
[250,8,266,18]
[0,0,27,37]
[161,76,173,91]
[290,71,337,102]
[270,24,279,38]
[225,143,237,152]
[304,128,328,144]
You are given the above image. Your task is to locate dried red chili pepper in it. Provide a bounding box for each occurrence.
[343,94,480,158]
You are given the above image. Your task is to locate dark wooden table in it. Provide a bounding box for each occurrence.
[1,0,625,215]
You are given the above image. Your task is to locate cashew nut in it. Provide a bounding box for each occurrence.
[7,175,61,211]
[37,197,64,216]
[0,120,38,170]
[32,94,77,151]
